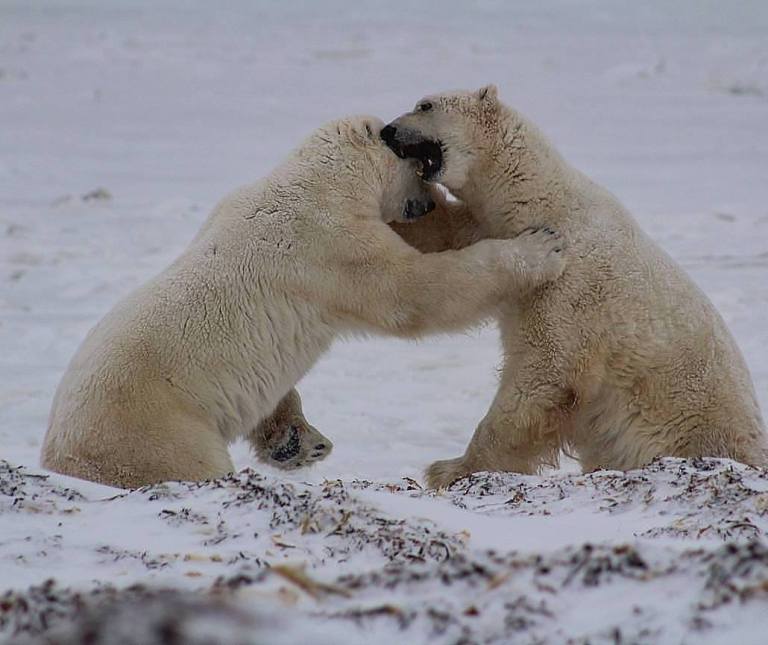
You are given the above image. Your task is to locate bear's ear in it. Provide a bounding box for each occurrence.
[351,118,378,145]
[477,84,498,103]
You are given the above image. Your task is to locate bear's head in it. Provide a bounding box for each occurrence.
[309,116,435,223]
[381,85,501,194]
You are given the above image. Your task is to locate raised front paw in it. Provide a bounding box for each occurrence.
[257,422,333,470]
[512,226,566,284]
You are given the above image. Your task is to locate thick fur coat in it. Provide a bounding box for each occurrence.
[384,86,767,487]
[42,115,564,488]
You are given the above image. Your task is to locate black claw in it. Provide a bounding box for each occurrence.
[314,443,327,450]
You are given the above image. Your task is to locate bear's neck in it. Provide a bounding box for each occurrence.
[456,108,583,237]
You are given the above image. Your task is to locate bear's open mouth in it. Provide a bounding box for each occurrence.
[414,141,443,181]
[388,138,444,182]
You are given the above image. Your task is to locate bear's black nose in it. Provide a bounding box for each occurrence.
[381,124,401,155]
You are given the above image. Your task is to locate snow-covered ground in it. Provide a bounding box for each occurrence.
[1,1,768,642]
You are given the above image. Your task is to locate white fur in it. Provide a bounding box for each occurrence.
[387,87,768,487]
[41,115,565,488]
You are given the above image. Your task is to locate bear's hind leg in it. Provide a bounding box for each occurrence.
[42,416,236,489]
[426,379,571,488]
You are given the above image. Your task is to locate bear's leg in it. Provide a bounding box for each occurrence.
[571,385,768,472]
[44,417,237,489]
[425,378,571,488]
[248,388,333,470]
[126,428,236,487]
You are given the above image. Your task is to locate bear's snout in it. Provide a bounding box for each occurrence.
[381,124,404,157]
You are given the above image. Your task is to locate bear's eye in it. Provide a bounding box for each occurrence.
[418,101,433,113]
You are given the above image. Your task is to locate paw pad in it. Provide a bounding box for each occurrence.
[271,426,302,462]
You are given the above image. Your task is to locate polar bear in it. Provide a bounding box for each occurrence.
[379,85,768,487]
[41,114,566,489]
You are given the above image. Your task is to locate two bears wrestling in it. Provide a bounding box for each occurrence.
[42,86,767,489]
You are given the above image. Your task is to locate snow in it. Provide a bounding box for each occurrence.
[1,1,768,642]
